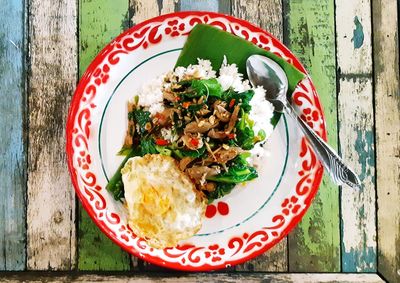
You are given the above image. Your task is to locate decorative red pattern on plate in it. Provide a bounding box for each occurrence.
[66,11,325,271]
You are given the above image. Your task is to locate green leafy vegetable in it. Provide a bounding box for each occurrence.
[207,182,235,203]
[235,111,255,150]
[129,109,151,135]
[187,103,205,112]
[180,78,223,98]
[172,145,206,159]
[175,24,305,93]
[207,155,258,184]
[254,129,267,143]
[223,89,254,113]
[117,146,132,156]
[155,145,172,156]
[140,138,157,155]
[106,148,140,201]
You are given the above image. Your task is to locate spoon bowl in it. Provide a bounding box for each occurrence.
[246,55,288,112]
[246,54,361,189]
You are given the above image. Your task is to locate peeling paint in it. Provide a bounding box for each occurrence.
[352,16,364,49]
[355,130,375,184]
[343,246,376,272]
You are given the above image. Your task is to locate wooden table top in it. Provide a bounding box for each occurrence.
[0,0,398,282]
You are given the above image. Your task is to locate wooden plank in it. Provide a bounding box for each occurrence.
[179,0,231,14]
[0,0,26,271]
[283,0,341,272]
[0,272,385,283]
[232,0,287,272]
[130,0,175,26]
[372,0,400,282]
[27,0,77,270]
[78,0,131,271]
[128,0,176,270]
[232,0,283,41]
[335,0,376,272]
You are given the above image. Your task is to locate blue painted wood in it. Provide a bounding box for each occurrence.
[335,0,377,272]
[179,0,230,13]
[0,0,26,271]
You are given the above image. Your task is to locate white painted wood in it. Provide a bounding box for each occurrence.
[232,0,283,41]
[335,0,376,272]
[27,0,77,270]
[232,0,286,272]
[0,273,385,283]
[372,0,400,282]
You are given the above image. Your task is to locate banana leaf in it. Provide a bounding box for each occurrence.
[175,24,305,127]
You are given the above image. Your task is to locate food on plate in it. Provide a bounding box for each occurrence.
[108,57,275,203]
[106,57,275,248]
[121,154,206,248]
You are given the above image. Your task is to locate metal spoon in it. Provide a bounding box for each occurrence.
[246,54,361,189]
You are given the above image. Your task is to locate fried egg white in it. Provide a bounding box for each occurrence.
[121,154,206,248]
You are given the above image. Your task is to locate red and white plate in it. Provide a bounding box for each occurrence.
[66,11,326,271]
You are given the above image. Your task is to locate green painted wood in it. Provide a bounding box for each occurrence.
[78,0,131,271]
[335,0,377,272]
[0,0,26,271]
[283,0,341,272]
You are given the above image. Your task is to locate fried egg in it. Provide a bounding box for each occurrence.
[121,154,206,248]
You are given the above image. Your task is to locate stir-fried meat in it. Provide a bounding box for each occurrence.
[203,146,241,164]
[184,118,219,134]
[127,101,135,112]
[208,129,228,139]
[179,157,194,171]
[154,108,174,126]
[181,134,204,150]
[200,182,216,192]
[186,166,220,184]
[163,90,176,102]
[214,104,231,122]
[124,120,135,147]
[225,104,240,133]
[197,106,211,116]
[124,102,136,147]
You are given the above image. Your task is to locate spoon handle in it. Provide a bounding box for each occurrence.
[285,103,361,189]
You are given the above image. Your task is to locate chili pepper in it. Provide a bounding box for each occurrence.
[229,98,236,108]
[190,137,199,147]
[155,139,169,146]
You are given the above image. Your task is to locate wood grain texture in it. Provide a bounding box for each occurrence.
[232,0,287,272]
[179,0,231,14]
[284,0,341,272]
[232,0,283,41]
[130,0,175,25]
[0,272,385,283]
[372,0,400,282]
[78,0,131,271]
[0,0,27,271]
[27,0,77,270]
[335,0,376,272]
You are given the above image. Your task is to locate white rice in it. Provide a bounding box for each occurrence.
[246,85,275,166]
[134,76,165,115]
[217,56,251,93]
